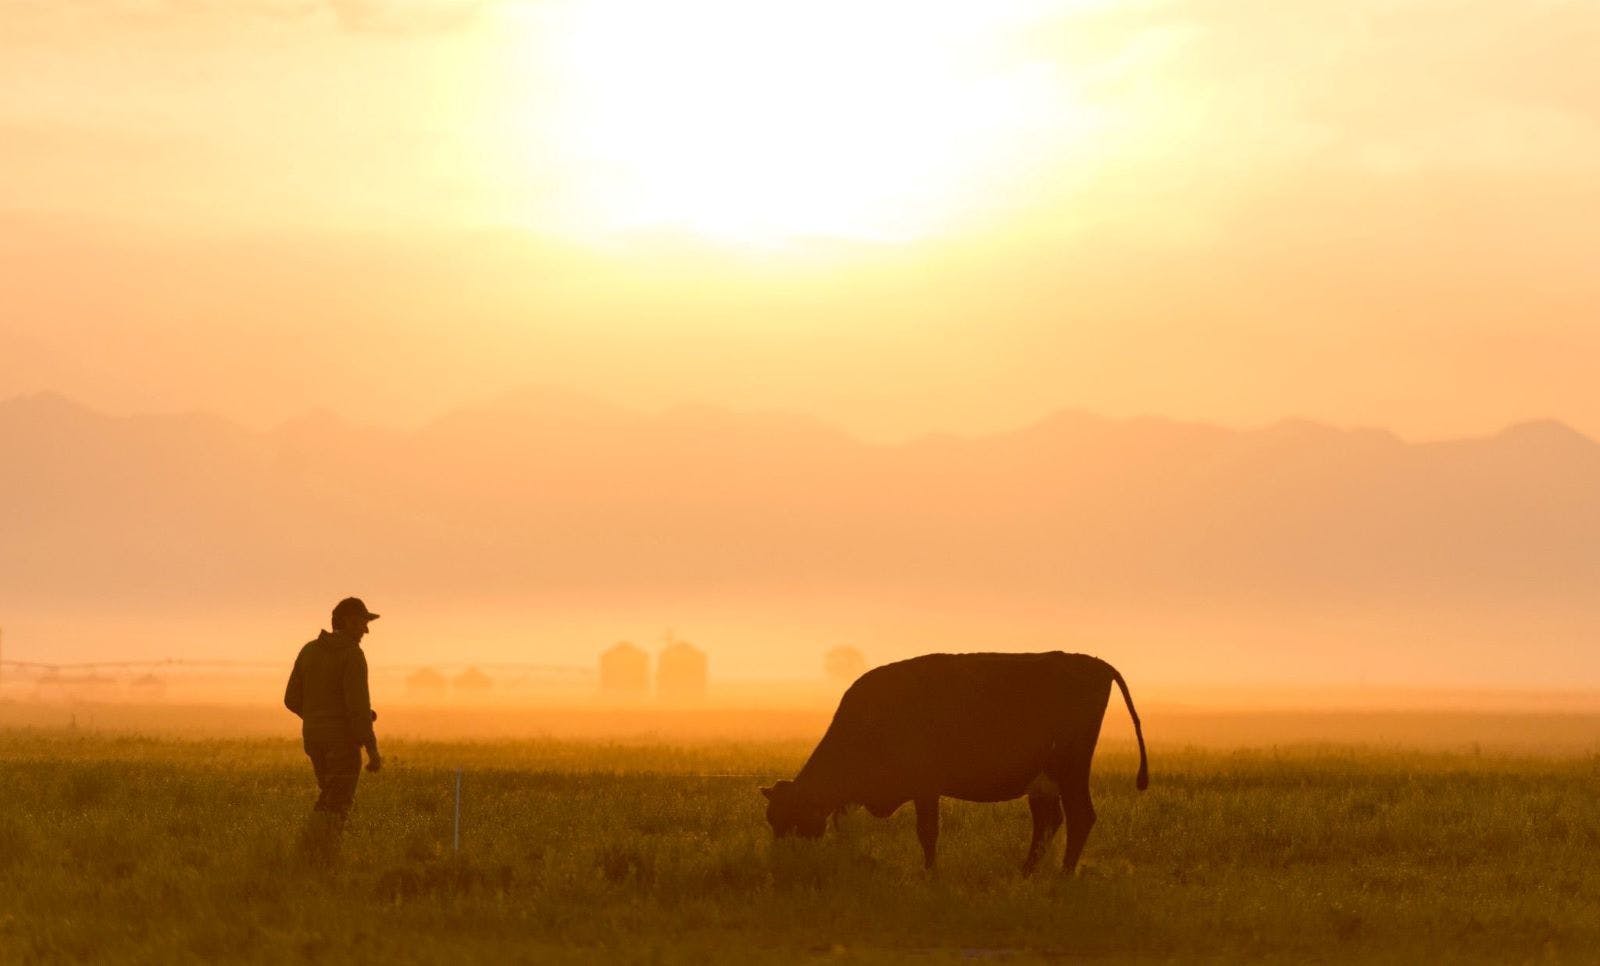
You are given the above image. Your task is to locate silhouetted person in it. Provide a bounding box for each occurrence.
[284,597,383,858]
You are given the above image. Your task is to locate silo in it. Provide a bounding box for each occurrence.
[656,640,707,703]
[453,666,493,692]
[599,642,650,697]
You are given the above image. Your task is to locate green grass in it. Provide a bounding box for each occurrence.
[3,730,1599,963]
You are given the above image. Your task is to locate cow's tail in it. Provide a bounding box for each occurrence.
[1111,667,1149,791]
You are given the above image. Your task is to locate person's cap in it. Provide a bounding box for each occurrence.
[332,597,380,624]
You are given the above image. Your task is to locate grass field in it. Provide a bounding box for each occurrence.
[3,723,1599,963]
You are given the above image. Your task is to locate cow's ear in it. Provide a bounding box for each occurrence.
[760,785,775,800]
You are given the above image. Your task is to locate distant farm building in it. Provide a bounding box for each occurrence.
[599,642,650,697]
[406,667,448,698]
[129,673,167,699]
[657,640,707,702]
[823,646,868,686]
[453,667,493,692]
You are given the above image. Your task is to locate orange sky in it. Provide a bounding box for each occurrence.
[3,0,1599,442]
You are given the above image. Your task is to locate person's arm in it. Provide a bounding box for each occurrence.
[343,649,380,769]
[283,653,305,718]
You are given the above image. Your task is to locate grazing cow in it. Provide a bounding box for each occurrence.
[761,652,1147,874]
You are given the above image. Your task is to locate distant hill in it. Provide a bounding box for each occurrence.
[6,389,1598,602]
[5,391,1600,683]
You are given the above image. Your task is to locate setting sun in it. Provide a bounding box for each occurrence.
[504,1,1086,244]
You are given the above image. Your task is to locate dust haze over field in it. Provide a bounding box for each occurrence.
[6,390,1600,696]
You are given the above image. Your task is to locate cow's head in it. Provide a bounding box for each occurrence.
[760,780,826,839]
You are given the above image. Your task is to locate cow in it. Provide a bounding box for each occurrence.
[761,651,1148,875]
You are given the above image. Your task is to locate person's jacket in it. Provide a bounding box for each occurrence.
[284,630,376,749]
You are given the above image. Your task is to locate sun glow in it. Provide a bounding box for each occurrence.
[502,1,1088,245]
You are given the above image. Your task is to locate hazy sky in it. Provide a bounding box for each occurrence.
[4,0,1598,441]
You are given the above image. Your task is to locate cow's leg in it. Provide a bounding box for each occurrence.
[1054,750,1097,875]
[1021,789,1063,875]
[914,796,940,870]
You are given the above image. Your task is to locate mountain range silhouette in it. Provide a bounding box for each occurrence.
[7,390,1597,624]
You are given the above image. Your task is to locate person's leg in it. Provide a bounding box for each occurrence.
[318,743,362,821]
[301,742,359,860]
[308,743,333,812]
[300,743,333,859]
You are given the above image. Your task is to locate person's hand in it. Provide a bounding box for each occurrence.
[366,752,383,773]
